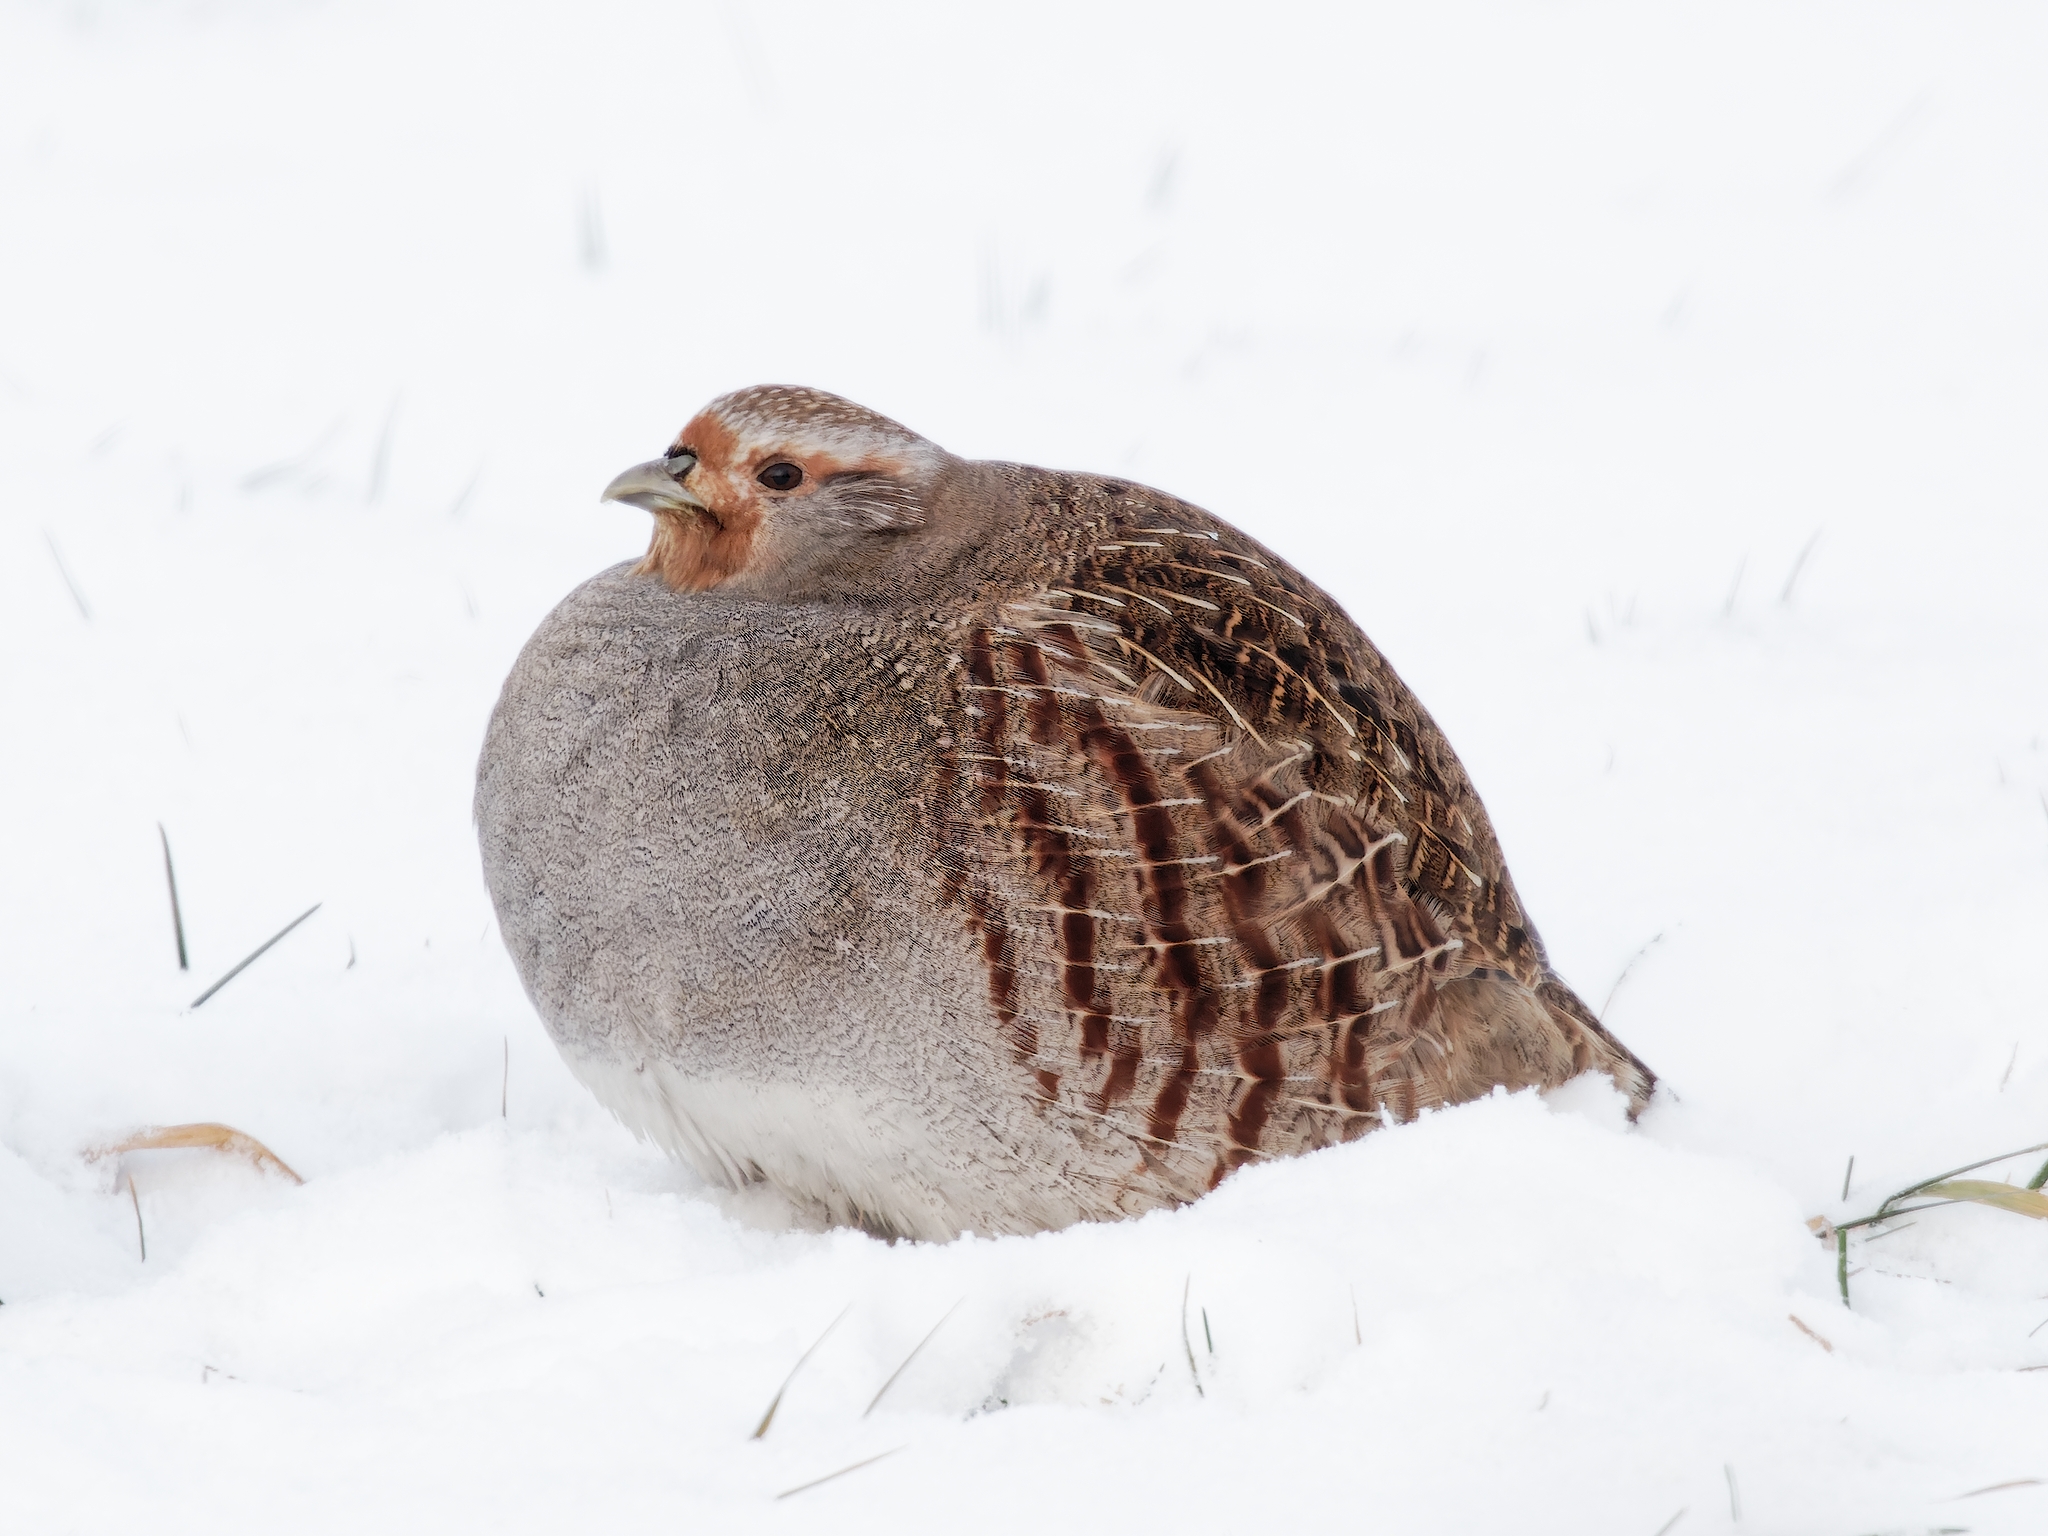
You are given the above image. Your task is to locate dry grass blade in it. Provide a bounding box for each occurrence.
[368,394,400,503]
[1959,1478,2042,1498]
[128,1176,146,1261]
[158,824,189,971]
[1821,1137,2048,1306]
[1650,1510,1686,1536]
[44,529,92,620]
[751,1305,850,1439]
[1779,529,1823,604]
[1179,1275,1204,1398]
[1787,1314,1833,1353]
[446,465,482,520]
[1917,1180,2048,1219]
[864,1298,962,1417]
[190,903,321,1008]
[774,1446,903,1501]
[1879,1140,2048,1207]
[1599,931,1665,1020]
[92,1123,304,1184]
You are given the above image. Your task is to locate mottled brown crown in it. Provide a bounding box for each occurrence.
[684,384,930,459]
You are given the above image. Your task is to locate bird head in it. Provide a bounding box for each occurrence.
[603,385,949,597]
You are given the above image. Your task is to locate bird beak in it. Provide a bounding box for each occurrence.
[602,454,709,516]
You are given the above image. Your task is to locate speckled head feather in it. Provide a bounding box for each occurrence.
[480,384,1656,1240]
[685,383,932,460]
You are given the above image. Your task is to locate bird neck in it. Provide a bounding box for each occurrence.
[638,508,760,592]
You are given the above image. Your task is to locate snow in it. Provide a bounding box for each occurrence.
[4,1,2047,1530]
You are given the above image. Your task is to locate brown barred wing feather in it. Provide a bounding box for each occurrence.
[935,496,1652,1203]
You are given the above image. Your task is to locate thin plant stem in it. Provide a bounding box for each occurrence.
[158,825,189,971]
[189,904,321,1008]
[1832,1138,2048,1305]
[775,1447,903,1500]
[864,1299,962,1418]
[751,1306,850,1439]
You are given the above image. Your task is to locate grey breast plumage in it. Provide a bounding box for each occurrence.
[476,562,1163,1239]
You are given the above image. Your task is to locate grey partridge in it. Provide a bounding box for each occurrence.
[476,385,1654,1240]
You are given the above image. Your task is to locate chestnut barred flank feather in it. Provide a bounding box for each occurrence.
[933,482,1652,1194]
[477,386,1654,1240]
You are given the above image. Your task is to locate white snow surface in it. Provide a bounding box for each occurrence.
[5,2,2048,1531]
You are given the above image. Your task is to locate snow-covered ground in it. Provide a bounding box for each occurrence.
[5,1,2047,1529]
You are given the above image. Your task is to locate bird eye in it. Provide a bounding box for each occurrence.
[757,462,804,492]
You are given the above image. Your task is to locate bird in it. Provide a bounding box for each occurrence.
[475,384,1654,1240]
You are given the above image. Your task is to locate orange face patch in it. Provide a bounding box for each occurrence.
[636,402,926,591]
[635,409,764,591]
